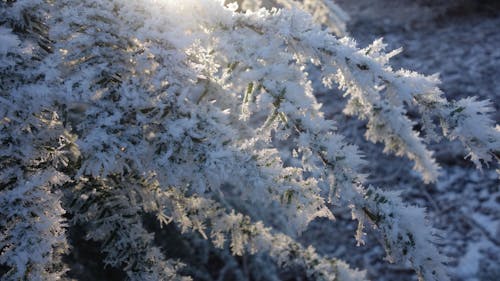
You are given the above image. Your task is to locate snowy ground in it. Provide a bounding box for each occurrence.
[302,1,500,281]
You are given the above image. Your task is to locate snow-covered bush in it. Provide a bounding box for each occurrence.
[1,0,498,280]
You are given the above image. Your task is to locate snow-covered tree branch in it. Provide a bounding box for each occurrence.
[1,0,498,280]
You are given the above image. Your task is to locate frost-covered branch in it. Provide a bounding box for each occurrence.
[0,2,70,278]
[70,177,189,281]
[235,0,349,36]
[0,171,68,280]
[1,0,498,280]
[157,187,367,281]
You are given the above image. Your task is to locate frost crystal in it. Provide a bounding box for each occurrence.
[0,1,498,280]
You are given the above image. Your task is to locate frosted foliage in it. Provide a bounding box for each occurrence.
[236,0,349,36]
[0,0,498,281]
